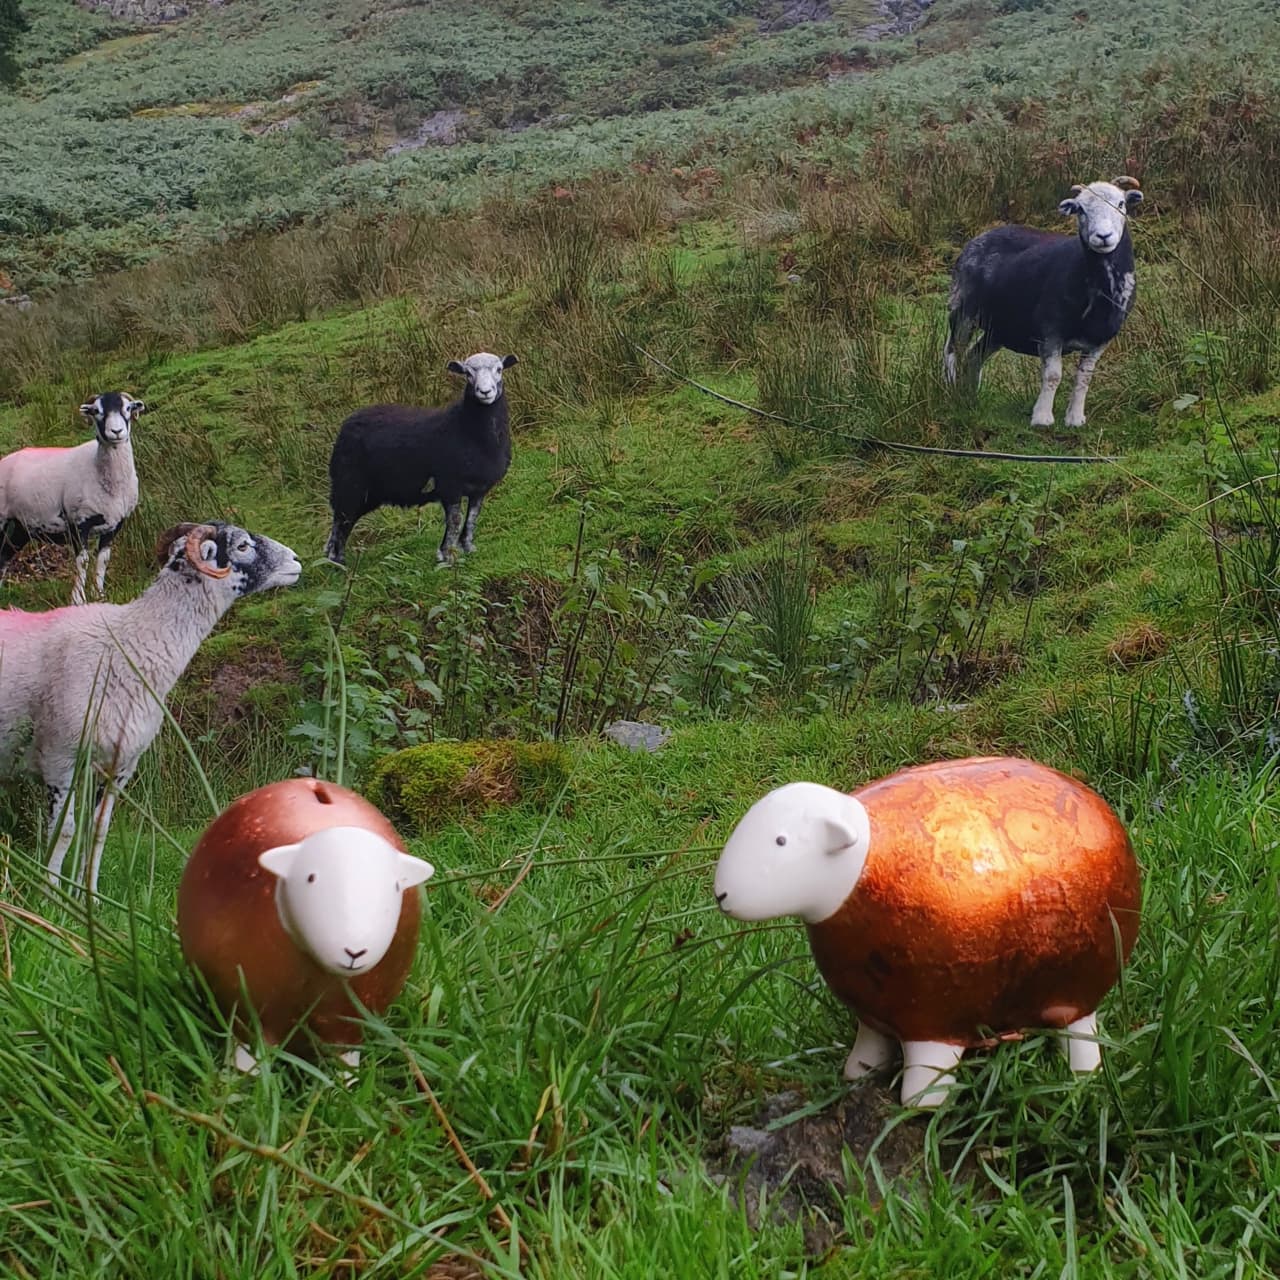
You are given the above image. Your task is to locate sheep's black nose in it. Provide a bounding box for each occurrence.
[715,891,728,905]
[345,947,367,960]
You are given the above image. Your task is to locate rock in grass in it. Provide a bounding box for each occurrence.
[601,720,671,752]
[365,740,570,832]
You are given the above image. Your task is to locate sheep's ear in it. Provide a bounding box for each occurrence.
[501,354,518,369]
[446,360,468,377]
[79,400,101,417]
[396,852,434,888]
[259,843,302,879]
[1058,198,1081,217]
[1123,189,1144,209]
[127,399,148,417]
[817,815,857,856]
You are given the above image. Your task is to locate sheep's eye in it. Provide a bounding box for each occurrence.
[237,541,251,553]
[307,873,316,883]
[394,881,402,894]
[775,835,787,847]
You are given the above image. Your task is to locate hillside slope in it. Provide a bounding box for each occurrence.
[4,0,1280,286]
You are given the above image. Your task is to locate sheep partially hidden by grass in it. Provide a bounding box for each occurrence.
[324,352,519,566]
[0,522,302,895]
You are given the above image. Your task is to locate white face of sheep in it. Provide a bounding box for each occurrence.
[79,391,146,445]
[714,782,872,925]
[258,827,434,977]
[1058,180,1143,255]
[447,352,518,406]
[160,522,303,597]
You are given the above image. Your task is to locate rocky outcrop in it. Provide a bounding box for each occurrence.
[76,0,224,23]
[757,0,832,34]
[862,0,933,40]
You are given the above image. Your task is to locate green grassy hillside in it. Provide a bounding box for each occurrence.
[4,0,1280,285]
[1,0,1279,1275]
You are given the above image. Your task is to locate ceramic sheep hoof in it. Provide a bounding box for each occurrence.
[715,756,1141,1109]
[178,778,433,1079]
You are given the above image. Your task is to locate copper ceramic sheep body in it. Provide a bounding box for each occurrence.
[178,777,430,1072]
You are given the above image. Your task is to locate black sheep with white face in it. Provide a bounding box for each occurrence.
[943,177,1143,429]
[324,352,519,566]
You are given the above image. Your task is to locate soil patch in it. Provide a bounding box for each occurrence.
[207,646,295,725]
[707,1085,928,1253]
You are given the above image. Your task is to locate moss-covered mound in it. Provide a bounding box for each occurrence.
[365,740,571,832]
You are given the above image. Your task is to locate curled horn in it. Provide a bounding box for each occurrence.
[1068,184,1085,196]
[185,524,231,578]
[1112,175,1141,190]
[155,522,199,568]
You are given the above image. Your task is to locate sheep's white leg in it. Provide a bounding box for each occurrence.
[1064,346,1105,428]
[86,785,118,897]
[900,1039,965,1108]
[71,549,90,606]
[944,312,973,386]
[1031,348,1063,427]
[93,545,112,597]
[844,1022,897,1081]
[963,335,993,390]
[1056,1011,1102,1073]
[461,496,484,554]
[337,1048,361,1087]
[437,503,464,565]
[45,784,76,886]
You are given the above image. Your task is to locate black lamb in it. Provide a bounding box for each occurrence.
[325,352,519,566]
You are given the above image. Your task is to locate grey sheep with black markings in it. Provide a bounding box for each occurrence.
[0,392,146,604]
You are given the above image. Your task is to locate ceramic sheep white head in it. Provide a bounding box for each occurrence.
[259,827,434,977]
[714,781,871,924]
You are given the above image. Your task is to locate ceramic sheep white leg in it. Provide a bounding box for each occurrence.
[1056,1011,1101,1073]
[901,1040,966,1108]
[234,1043,260,1074]
[844,1022,896,1080]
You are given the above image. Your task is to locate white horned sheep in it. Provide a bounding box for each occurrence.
[324,352,518,566]
[0,392,147,604]
[943,177,1143,428]
[0,521,302,895]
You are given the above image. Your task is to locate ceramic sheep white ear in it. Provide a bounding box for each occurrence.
[817,814,859,855]
[396,851,434,887]
[259,842,301,877]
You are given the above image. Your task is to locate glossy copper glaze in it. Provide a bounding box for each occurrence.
[806,757,1140,1046]
[177,778,421,1051]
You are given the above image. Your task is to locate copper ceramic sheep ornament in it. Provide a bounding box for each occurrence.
[714,757,1141,1107]
[178,778,433,1074]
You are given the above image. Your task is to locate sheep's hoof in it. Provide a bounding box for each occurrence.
[234,1043,261,1075]
[1064,414,1086,429]
[1030,413,1055,429]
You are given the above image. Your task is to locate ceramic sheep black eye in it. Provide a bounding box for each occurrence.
[307,872,316,883]
[776,835,787,847]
